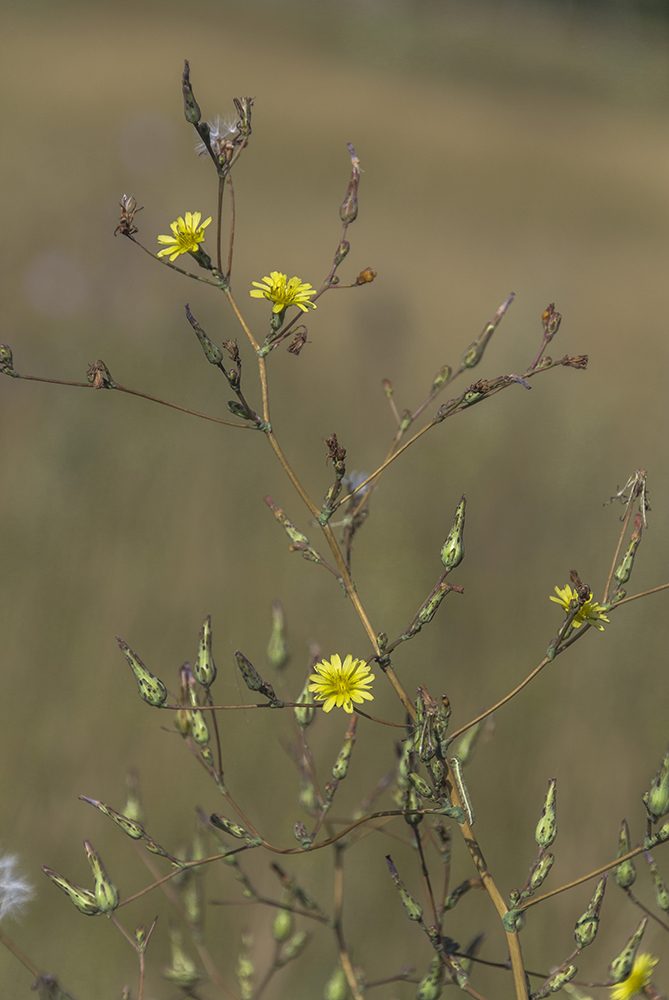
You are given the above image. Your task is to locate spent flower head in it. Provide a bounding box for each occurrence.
[157,212,212,262]
[308,654,374,713]
[250,272,317,314]
[550,584,610,631]
[196,116,238,158]
[0,852,34,921]
[610,953,659,1000]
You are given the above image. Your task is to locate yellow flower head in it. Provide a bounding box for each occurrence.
[549,584,610,631]
[308,654,374,714]
[249,271,317,313]
[610,953,658,1000]
[157,212,212,261]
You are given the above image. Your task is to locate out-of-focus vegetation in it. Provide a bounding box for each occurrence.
[1,0,669,997]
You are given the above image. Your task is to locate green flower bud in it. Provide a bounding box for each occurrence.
[535,778,557,849]
[416,956,443,1000]
[267,600,288,671]
[79,796,145,840]
[431,365,452,394]
[460,293,514,370]
[164,923,201,989]
[643,745,669,821]
[408,773,433,800]
[210,814,249,840]
[272,905,294,943]
[299,774,319,815]
[194,615,217,688]
[0,344,17,377]
[294,678,317,730]
[84,841,119,913]
[440,495,466,572]
[447,956,469,990]
[529,853,555,891]
[532,965,577,998]
[185,305,224,365]
[608,916,647,983]
[181,61,201,124]
[574,875,607,949]
[333,240,350,268]
[615,819,637,888]
[614,515,642,586]
[332,717,357,781]
[42,867,100,915]
[293,822,313,849]
[228,400,257,421]
[235,651,279,703]
[116,638,167,707]
[236,931,255,1000]
[645,852,669,911]
[325,966,349,1000]
[404,786,423,828]
[281,930,310,961]
[386,856,423,921]
[190,709,210,746]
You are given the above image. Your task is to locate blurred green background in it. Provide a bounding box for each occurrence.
[2,0,669,996]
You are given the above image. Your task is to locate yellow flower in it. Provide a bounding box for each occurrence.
[157,212,212,261]
[308,654,374,714]
[610,953,659,1000]
[249,271,317,313]
[549,584,610,631]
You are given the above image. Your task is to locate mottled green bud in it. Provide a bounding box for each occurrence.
[408,773,433,799]
[181,61,201,124]
[615,819,637,888]
[529,853,555,891]
[235,651,279,703]
[236,931,255,1000]
[653,820,669,845]
[190,709,210,746]
[84,841,119,913]
[332,716,357,781]
[614,515,642,586]
[404,785,423,828]
[333,240,350,268]
[431,365,452,394]
[339,144,360,224]
[42,867,100,915]
[643,746,669,821]
[447,956,469,990]
[282,930,310,961]
[79,796,145,840]
[228,400,257,421]
[210,814,249,839]
[267,600,288,670]
[645,852,669,911]
[416,956,443,1000]
[535,778,557,848]
[386,856,423,921]
[608,917,647,983]
[294,678,317,730]
[440,495,466,572]
[194,615,217,688]
[574,875,607,949]
[116,637,167,707]
[325,965,349,1000]
[0,344,17,377]
[272,905,294,943]
[293,822,313,849]
[185,305,224,365]
[533,965,577,998]
[164,923,201,989]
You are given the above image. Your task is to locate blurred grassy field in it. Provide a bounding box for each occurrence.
[2,0,669,996]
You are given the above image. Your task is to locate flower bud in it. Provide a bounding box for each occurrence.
[210,814,249,840]
[529,852,554,891]
[460,293,514,370]
[267,600,288,671]
[535,778,557,849]
[181,61,201,124]
[190,709,210,746]
[84,841,119,913]
[431,365,452,394]
[194,615,217,688]
[608,917,647,983]
[293,822,313,849]
[185,305,224,365]
[324,966,348,1000]
[332,716,357,781]
[416,956,443,1000]
[614,515,643,586]
[282,930,310,961]
[164,923,200,989]
[42,867,100,915]
[645,852,669,911]
[116,638,167,707]
[532,965,576,998]
[440,495,466,572]
[0,344,17,377]
[643,745,669,821]
[408,773,433,800]
[386,856,423,921]
[79,796,145,840]
[615,819,637,888]
[339,144,359,224]
[333,240,350,268]
[272,904,294,943]
[235,651,279,703]
[574,874,607,949]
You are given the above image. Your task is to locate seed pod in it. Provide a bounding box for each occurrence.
[574,875,607,949]
[440,495,466,572]
[116,638,167,707]
[84,841,119,913]
[42,867,100,915]
[535,778,557,849]
[608,917,648,983]
[615,819,637,888]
